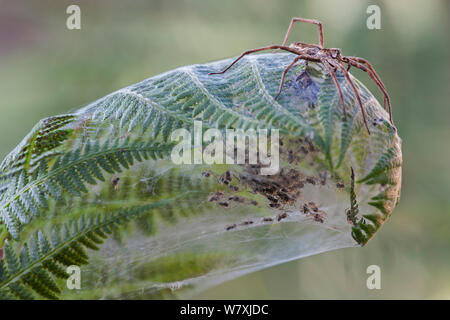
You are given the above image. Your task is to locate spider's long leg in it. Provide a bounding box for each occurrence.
[334,63,371,134]
[346,57,393,124]
[346,57,386,90]
[281,17,324,48]
[322,60,347,119]
[345,56,390,113]
[274,55,307,100]
[209,45,298,75]
[348,60,392,123]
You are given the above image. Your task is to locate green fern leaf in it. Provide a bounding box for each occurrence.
[0,200,172,299]
[0,139,175,236]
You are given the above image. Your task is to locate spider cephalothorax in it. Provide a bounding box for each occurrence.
[210,18,393,134]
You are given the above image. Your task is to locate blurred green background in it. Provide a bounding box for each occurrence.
[0,0,449,299]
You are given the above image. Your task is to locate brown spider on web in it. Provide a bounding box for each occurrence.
[209,17,393,134]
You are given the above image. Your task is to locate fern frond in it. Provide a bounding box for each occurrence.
[0,52,402,299]
[0,115,76,178]
[316,74,340,168]
[347,168,359,227]
[337,114,354,168]
[358,146,402,184]
[0,200,171,299]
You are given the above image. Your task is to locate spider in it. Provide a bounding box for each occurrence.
[209,17,393,134]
